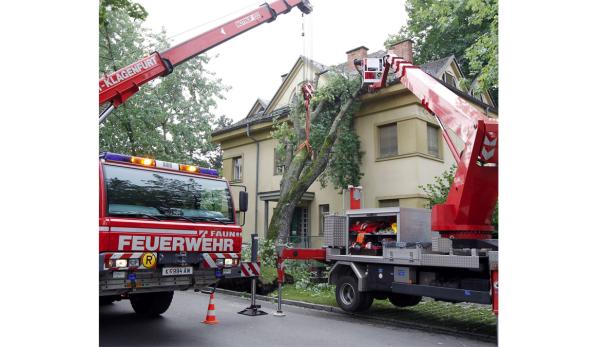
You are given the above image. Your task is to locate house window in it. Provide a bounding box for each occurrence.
[274,149,286,175]
[427,125,440,157]
[318,204,330,236]
[379,199,399,208]
[232,156,242,181]
[378,123,398,157]
[442,72,456,87]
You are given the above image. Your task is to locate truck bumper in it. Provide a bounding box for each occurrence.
[99,252,243,296]
[99,267,243,295]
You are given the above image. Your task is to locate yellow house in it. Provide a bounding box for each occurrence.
[211,39,497,247]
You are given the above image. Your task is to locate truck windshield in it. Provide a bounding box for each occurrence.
[103,164,234,224]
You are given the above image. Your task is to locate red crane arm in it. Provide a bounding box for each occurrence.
[367,53,498,239]
[99,0,312,109]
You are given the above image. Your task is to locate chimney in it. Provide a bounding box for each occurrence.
[388,38,414,63]
[346,46,369,71]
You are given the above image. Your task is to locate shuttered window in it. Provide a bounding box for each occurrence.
[378,123,398,157]
[427,125,440,157]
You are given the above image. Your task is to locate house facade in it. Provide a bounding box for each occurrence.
[212,39,497,246]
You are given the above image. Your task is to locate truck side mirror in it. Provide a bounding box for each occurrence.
[239,191,248,212]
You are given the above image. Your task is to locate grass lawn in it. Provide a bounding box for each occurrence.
[269,283,497,336]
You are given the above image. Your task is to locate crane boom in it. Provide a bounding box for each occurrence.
[99,0,312,120]
[360,53,498,240]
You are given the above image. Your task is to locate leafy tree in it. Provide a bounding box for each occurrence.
[267,72,363,242]
[100,0,147,27]
[419,164,457,208]
[386,0,497,100]
[99,2,228,167]
[420,164,498,236]
[207,115,234,172]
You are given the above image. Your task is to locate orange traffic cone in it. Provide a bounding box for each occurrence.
[202,292,219,325]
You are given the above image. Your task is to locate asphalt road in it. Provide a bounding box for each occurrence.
[100,291,496,347]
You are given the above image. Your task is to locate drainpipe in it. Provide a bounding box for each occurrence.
[246,124,260,236]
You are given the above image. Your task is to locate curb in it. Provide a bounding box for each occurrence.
[215,288,497,343]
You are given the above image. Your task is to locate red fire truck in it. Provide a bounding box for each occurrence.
[99,153,249,315]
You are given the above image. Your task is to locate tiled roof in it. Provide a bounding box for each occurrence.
[212,105,290,136]
[419,55,455,78]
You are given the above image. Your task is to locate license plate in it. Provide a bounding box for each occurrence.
[162,267,193,276]
[223,268,231,275]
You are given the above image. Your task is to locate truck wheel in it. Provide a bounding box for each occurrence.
[388,293,422,307]
[335,275,372,312]
[129,291,174,316]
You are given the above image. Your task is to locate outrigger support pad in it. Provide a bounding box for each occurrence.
[238,234,268,316]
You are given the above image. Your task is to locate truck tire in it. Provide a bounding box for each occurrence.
[129,291,174,316]
[335,275,373,312]
[388,293,422,307]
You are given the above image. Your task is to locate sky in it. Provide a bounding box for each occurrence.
[139,0,408,123]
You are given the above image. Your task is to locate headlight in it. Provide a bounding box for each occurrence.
[128,258,139,267]
[224,258,233,266]
[215,258,224,267]
[115,259,128,268]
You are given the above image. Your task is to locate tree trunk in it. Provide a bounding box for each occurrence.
[267,86,361,244]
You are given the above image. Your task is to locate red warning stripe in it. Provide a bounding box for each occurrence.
[240,262,260,277]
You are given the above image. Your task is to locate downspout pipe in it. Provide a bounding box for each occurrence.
[246,124,259,236]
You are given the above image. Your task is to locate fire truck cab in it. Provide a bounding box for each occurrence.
[99,152,247,316]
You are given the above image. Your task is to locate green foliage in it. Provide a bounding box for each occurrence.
[419,164,456,208]
[271,72,364,191]
[99,0,147,27]
[386,0,498,98]
[271,117,297,156]
[287,262,331,293]
[99,4,228,167]
[313,73,364,190]
[208,115,234,171]
[241,238,287,268]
